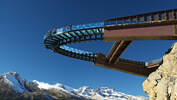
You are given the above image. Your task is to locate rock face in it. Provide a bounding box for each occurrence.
[143,42,177,100]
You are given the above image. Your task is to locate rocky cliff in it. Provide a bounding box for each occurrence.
[143,42,177,100]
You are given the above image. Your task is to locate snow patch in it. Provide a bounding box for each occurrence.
[33,80,76,95]
[77,86,94,98]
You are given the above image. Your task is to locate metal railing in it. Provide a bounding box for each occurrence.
[104,9,177,26]
[60,45,97,56]
[104,20,146,26]
[56,22,104,34]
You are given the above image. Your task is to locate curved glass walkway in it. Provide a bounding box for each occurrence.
[44,22,104,62]
[43,20,163,63]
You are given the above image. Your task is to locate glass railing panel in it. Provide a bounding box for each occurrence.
[57,28,64,34]
[96,34,101,38]
[61,46,69,52]
[87,30,93,35]
[54,22,104,35]
[104,20,149,26]
[82,30,87,35]
[82,30,89,35]
[59,34,67,38]
[93,29,100,34]
[55,35,63,39]
[75,31,82,36]
[65,33,72,37]
[69,32,77,37]
[50,22,104,37]
[43,34,48,39]
[90,35,95,39]
[71,26,77,30]
[60,45,95,56]
[78,50,83,54]
[51,38,58,41]
[93,29,99,34]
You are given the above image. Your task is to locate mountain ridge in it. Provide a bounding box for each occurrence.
[0,72,147,100]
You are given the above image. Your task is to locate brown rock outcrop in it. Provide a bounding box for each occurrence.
[143,42,177,100]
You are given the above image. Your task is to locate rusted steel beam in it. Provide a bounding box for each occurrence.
[94,53,158,77]
[104,20,177,30]
[107,41,121,59]
[104,25,177,41]
[108,41,132,63]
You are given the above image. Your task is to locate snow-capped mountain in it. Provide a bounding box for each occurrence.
[94,87,145,100]
[77,86,94,98]
[0,72,147,100]
[33,80,77,95]
[0,72,30,93]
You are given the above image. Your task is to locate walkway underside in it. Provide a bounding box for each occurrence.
[94,40,161,77]
[94,53,159,77]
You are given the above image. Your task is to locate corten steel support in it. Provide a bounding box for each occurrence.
[107,41,132,63]
[107,41,121,59]
[94,53,159,77]
[104,24,177,41]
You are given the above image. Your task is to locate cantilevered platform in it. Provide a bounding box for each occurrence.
[44,8,177,77]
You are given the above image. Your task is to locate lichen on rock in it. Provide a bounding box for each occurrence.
[143,42,177,100]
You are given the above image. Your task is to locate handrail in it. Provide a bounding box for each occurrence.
[105,8,177,21]
[104,8,177,26]
[55,22,104,34]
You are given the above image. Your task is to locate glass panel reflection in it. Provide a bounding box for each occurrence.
[60,45,96,57]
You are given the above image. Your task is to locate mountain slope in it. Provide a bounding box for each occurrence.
[0,72,147,100]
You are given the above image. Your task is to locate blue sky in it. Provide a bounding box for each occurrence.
[0,0,177,96]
